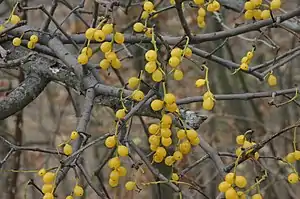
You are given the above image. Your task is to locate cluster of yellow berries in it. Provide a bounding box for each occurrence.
[168,47,192,81]
[194,0,220,28]
[144,49,164,82]
[235,134,259,159]
[244,0,281,20]
[13,34,39,49]
[104,135,130,187]
[151,93,179,113]
[284,150,300,184]
[60,131,79,156]
[128,75,145,102]
[239,50,254,71]
[0,13,21,32]
[38,169,56,199]
[142,1,158,20]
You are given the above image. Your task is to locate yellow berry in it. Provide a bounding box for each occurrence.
[288,173,299,184]
[194,0,205,5]
[177,129,186,140]
[145,50,157,62]
[294,150,300,160]
[161,137,172,147]
[150,144,158,151]
[133,22,145,32]
[85,28,96,40]
[161,128,172,138]
[240,63,249,71]
[43,172,55,184]
[225,172,235,184]
[190,137,200,146]
[111,58,122,69]
[114,32,125,44]
[100,42,112,53]
[128,77,140,89]
[109,178,119,187]
[225,188,238,199]
[43,193,54,199]
[81,47,93,58]
[207,3,214,12]
[270,0,281,10]
[105,51,117,61]
[73,185,84,196]
[173,69,183,81]
[30,35,39,43]
[116,108,126,119]
[131,90,145,101]
[241,56,248,63]
[235,147,242,156]
[153,153,164,163]
[244,10,254,20]
[110,170,120,181]
[152,69,163,82]
[141,11,149,19]
[105,136,117,148]
[286,152,296,163]
[77,53,89,65]
[203,97,214,111]
[151,99,164,111]
[267,74,277,86]
[148,123,160,135]
[102,24,114,35]
[236,135,245,145]
[244,1,255,10]
[186,129,198,141]
[148,135,160,146]
[12,37,21,46]
[197,16,205,23]
[117,166,127,176]
[261,10,271,20]
[183,47,192,58]
[172,173,179,181]
[165,103,178,113]
[42,184,53,194]
[27,41,35,49]
[253,9,262,20]
[179,141,191,154]
[145,61,157,73]
[235,175,247,188]
[156,146,167,157]
[99,59,110,70]
[38,168,47,176]
[125,181,136,191]
[173,151,183,161]
[195,79,206,87]
[70,131,79,140]
[237,192,246,199]
[66,196,73,199]
[117,145,129,156]
[63,144,73,156]
[144,1,154,12]
[10,15,20,25]
[164,93,176,104]
[94,30,105,42]
[218,181,231,192]
[252,194,263,199]
[164,156,175,166]
[108,157,121,169]
[171,48,182,58]
[161,114,172,126]
[251,0,262,6]
[212,0,220,11]
[168,56,180,68]
[198,7,206,17]
[145,28,153,38]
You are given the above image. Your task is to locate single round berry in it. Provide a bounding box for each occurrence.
[143,1,154,12]
[164,93,176,104]
[117,145,129,156]
[102,24,114,35]
[141,11,149,19]
[173,151,183,161]
[105,136,117,148]
[156,147,167,157]
[43,172,55,184]
[244,2,255,10]
[218,181,231,192]
[203,97,214,111]
[161,137,172,147]
[225,172,235,184]
[38,168,47,176]
[153,153,164,163]
[267,74,277,87]
[198,7,206,17]
[168,56,180,68]
[128,77,140,89]
[253,9,262,20]
[294,150,300,160]
[194,0,205,5]
[10,15,20,25]
[150,144,158,151]
[12,37,21,46]
[152,69,163,82]
[109,178,119,187]
[148,123,160,135]
[177,129,186,140]
[125,181,136,191]
[270,0,281,10]
[100,42,112,53]
[261,10,271,20]
[77,53,89,65]
[236,135,245,145]
[151,99,164,111]
[70,131,79,140]
[73,185,84,196]
[244,10,254,20]
[173,69,184,81]
[108,157,121,169]
[212,0,220,11]
[43,193,54,199]
[81,47,93,58]
[145,50,157,62]
[133,22,145,32]
[116,109,126,119]
[148,135,160,146]
[94,30,105,42]
[164,156,175,166]
[145,61,157,73]
[27,41,36,49]
[85,28,96,40]
[99,59,110,70]
[114,32,125,44]
[286,152,296,163]
[109,170,120,181]
[63,144,73,156]
[111,58,122,69]
[30,35,39,43]
[240,63,249,71]
[195,79,206,87]
[179,141,191,154]
[117,166,127,176]
[235,175,247,188]
[161,128,172,138]
[186,129,198,141]
[172,173,179,181]
[183,47,192,58]
[105,51,117,62]
[131,90,145,101]
[225,188,238,199]
[171,48,182,58]
[288,173,299,184]
[166,103,178,113]
[161,114,172,126]
[42,184,53,194]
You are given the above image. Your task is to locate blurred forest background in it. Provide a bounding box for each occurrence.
[1,0,300,199]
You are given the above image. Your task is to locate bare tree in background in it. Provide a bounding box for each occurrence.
[1,0,300,199]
